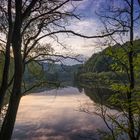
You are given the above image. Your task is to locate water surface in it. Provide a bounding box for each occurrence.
[12,87,106,140]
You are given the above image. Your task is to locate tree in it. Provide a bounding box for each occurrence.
[92,0,140,140]
[0,0,13,112]
[76,0,140,139]
[0,0,125,113]
[0,0,128,139]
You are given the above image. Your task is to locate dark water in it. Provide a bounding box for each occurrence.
[12,87,111,140]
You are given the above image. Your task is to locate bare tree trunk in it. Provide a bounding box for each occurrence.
[0,0,13,112]
[0,44,22,140]
[0,32,11,111]
[0,29,22,140]
[0,1,22,139]
[127,0,136,139]
[0,94,21,140]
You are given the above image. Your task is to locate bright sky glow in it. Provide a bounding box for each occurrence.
[46,0,140,61]
[42,0,106,59]
[1,0,139,65]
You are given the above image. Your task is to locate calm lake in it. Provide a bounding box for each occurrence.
[12,87,108,140]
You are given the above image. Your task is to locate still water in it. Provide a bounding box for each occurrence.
[12,87,107,140]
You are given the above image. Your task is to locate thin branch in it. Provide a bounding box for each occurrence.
[22,0,38,19]
[0,39,6,44]
[22,0,70,33]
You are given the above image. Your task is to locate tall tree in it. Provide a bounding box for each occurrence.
[94,0,140,139]
[0,0,13,112]
[0,0,128,139]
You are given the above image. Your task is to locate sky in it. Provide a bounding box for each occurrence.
[44,0,140,65]
[60,0,104,57]
[42,0,105,61]
[1,0,139,65]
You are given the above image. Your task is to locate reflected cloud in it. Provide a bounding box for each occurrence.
[12,87,105,140]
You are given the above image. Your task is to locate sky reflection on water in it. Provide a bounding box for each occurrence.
[12,87,106,140]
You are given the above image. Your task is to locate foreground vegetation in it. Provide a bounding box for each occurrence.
[0,0,140,140]
[76,40,140,140]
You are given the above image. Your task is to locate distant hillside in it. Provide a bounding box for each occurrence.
[0,53,46,94]
[77,39,140,85]
[82,39,140,73]
[0,51,82,94]
[42,62,81,86]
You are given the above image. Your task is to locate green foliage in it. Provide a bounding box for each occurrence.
[84,52,113,72]
[80,39,140,73]
[23,61,44,83]
[0,53,49,94]
[43,63,81,86]
[77,39,140,140]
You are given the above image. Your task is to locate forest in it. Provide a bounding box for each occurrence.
[0,0,140,140]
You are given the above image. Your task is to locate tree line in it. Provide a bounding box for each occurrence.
[0,0,139,140]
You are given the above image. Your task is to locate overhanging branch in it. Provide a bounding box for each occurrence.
[36,29,128,41]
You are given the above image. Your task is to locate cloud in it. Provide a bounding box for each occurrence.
[68,18,100,34]
[40,1,106,61]
[52,18,103,56]
[76,0,105,13]
[39,17,103,60]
